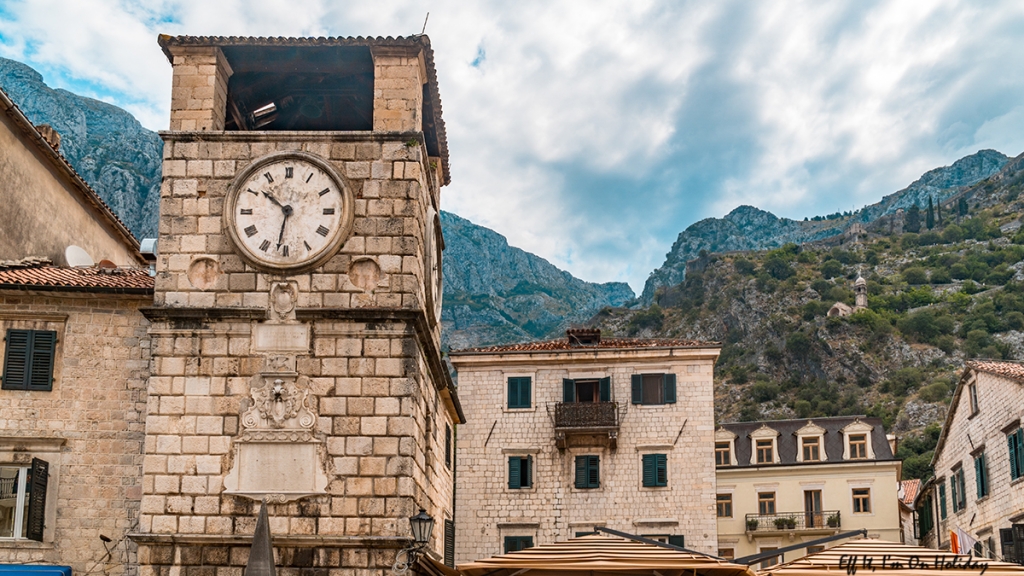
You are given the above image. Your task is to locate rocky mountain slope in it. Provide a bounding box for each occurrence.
[0,57,163,238]
[641,150,1010,302]
[595,151,1024,478]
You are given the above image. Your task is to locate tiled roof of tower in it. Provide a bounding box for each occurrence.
[900,478,920,506]
[451,337,720,355]
[0,87,141,254]
[0,259,153,293]
[156,34,451,185]
[967,359,1024,382]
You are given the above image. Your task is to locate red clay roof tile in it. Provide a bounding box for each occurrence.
[967,360,1024,383]
[0,262,153,292]
[451,337,719,354]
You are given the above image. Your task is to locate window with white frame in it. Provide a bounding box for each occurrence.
[0,459,48,541]
[796,421,827,463]
[842,420,875,460]
[750,425,779,465]
[715,428,737,466]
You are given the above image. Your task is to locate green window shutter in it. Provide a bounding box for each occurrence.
[26,458,48,542]
[949,477,957,512]
[509,457,521,489]
[522,378,531,408]
[1011,433,1020,480]
[1014,430,1024,481]
[2,329,30,390]
[525,455,532,488]
[642,454,656,487]
[938,483,947,519]
[508,378,518,408]
[575,456,586,488]
[656,454,668,486]
[504,536,515,553]
[27,331,56,390]
[509,377,531,409]
[663,373,677,404]
[668,535,685,548]
[976,456,984,499]
[445,424,452,469]
[959,470,966,508]
[443,519,456,567]
[563,379,575,403]
[599,377,611,402]
[631,374,642,404]
[587,456,600,488]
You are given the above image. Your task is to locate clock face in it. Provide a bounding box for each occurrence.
[225,152,353,272]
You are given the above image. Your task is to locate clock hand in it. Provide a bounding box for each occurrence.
[277,205,294,247]
[262,190,285,210]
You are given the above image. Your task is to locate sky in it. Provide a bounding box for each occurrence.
[2,1,1024,294]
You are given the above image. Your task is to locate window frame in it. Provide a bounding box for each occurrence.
[716,493,733,518]
[938,482,947,519]
[2,329,58,392]
[715,442,732,466]
[950,468,967,512]
[574,455,600,489]
[507,376,532,410]
[445,424,452,469]
[968,383,979,415]
[802,436,821,462]
[974,451,989,499]
[641,454,668,488]
[848,434,868,459]
[503,535,534,553]
[508,455,533,490]
[1008,428,1024,481]
[0,458,49,541]
[630,373,677,405]
[756,439,774,464]
[852,487,871,514]
[758,491,776,515]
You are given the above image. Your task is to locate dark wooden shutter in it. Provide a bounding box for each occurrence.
[1014,524,1024,565]
[522,377,531,408]
[525,455,532,488]
[26,458,48,542]
[587,456,600,488]
[958,470,966,509]
[509,457,521,489]
[668,535,685,548]
[445,424,452,469]
[663,373,677,404]
[563,379,575,403]
[939,483,947,519]
[656,454,667,486]
[504,536,515,553]
[444,519,456,567]
[631,374,642,404]
[2,329,30,390]
[642,454,656,487]
[1011,433,1020,480]
[599,377,611,402]
[508,378,518,408]
[574,456,587,488]
[27,331,56,390]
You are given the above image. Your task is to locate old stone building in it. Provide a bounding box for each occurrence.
[0,87,153,573]
[131,34,463,576]
[449,329,721,564]
[715,417,902,566]
[916,361,1024,562]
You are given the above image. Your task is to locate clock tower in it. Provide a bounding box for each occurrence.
[134,35,463,576]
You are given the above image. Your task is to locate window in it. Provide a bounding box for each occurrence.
[0,458,48,541]
[630,373,677,405]
[849,434,868,459]
[2,329,57,391]
[807,546,825,554]
[756,439,774,464]
[443,519,455,567]
[918,494,933,537]
[716,494,733,518]
[642,454,667,487]
[504,536,533,553]
[508,456,532,489]
[938,483,947,519]
[508,376,531,409]
[1008,428,1024,481]
[644,535,685,547]
[969,383,979,414]
[852,488,871,513]
[445,424,452,469]
[715,442,731,466]
[951,468,967,512]
[758,492,776,515]
[574,455,599,489]
[802,436,821,461]
[719,548,735,560]
[563,378,610,403]
[975,452,989,499]
[759,548,780,569]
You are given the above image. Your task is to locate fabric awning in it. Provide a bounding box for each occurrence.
[759,539,1023,576]
[458,534,755,576]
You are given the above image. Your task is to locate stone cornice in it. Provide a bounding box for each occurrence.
[129,533,410,548]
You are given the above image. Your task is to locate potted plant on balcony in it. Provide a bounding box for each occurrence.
[827,514,840,528]
[746,519,759,531]
[773,517,789,529]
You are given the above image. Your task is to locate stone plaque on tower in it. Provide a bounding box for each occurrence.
[132,35,463,576]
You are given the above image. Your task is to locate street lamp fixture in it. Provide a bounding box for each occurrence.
[393,508,435,575]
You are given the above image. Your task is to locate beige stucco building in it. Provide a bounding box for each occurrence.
[449,329,721,564]
[715,417,901,566]
[916,361,1024,562]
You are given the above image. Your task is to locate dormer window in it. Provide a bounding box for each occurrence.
[750,425,780,465]
[714,428,737,466]
[756,439,773,463]
[802,437,820,461]
[841,419,875,460]
[849,435,868,459]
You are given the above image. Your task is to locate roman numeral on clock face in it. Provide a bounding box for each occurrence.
[244,225,258,237]
[304,241,312,251]
[247,188,258,195]
[264,172,274,183]
[316,225,330,237]
[260,239,271,252]
[285,167,293,178]
[323,208,335,215]
[281,245,289,257]
[240,208,252,215]
[319,188,330,196]
[306,173,314,183]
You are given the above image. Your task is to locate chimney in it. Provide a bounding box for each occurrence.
[567,328,602,346]
[35,124,61,151]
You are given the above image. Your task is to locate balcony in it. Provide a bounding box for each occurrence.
[745,511,841,534]
[553,402,619,449]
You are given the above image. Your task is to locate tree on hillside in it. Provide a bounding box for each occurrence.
[906,204,922,233]
[936,199,943,225]
[958,197,969,220]
[926,197,935,230]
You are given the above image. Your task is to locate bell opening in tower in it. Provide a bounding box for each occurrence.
[222,46,374,131]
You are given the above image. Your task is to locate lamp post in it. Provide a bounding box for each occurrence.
[393,508,435,575]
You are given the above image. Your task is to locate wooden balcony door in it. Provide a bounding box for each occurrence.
[804,490,823,528]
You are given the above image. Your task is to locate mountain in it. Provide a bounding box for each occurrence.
[0,57,163,238]
[440,211,634,349]
[640,150,1011,302]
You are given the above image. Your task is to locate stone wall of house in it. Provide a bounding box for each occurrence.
[923,370,1024,557]
[451,351,718,564]
[0,290,150,574]
[138,43,457,576]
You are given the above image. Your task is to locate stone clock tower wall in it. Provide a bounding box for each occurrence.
[134,36,463,576]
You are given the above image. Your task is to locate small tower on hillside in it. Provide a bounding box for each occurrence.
[854,274,868,311]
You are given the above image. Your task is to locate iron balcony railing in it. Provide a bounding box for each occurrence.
[744,510,841,532]
[554,402,618,429]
